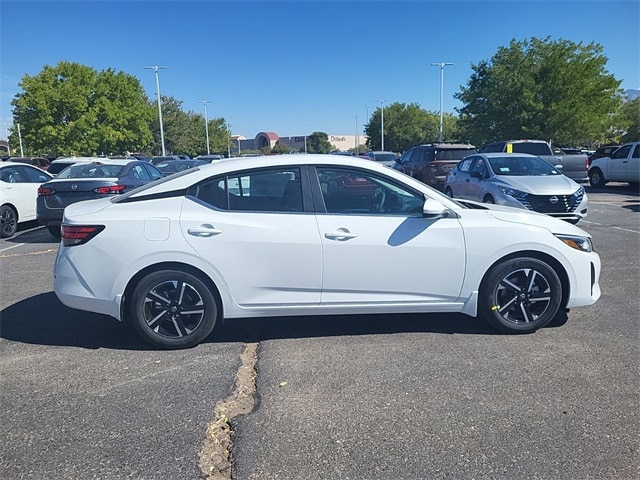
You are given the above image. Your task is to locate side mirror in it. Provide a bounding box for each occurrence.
[423,198,448,218]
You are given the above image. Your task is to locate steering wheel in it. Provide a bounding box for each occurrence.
[372,186,387,212]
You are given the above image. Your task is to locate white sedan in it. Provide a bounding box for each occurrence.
[0,162,53,238]
[53,155,601,349]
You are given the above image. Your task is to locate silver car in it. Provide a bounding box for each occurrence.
[445,153,588,224]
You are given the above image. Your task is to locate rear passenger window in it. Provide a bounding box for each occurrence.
[193,167,303,212]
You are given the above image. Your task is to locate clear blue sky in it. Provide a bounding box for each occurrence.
[1,0,638,139]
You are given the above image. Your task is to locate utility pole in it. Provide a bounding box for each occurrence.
[431,62,453,143]
[379,99,386,151]
[199,100,211,154]
[145,65,167,155]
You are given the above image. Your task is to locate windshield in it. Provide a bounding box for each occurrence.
[489,156,560,176]
[373,153,398,161]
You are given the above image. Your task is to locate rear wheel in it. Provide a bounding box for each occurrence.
[589,169,607,188]
[479,257,562,333]
[0,205,18,238]
[129,269,218,349]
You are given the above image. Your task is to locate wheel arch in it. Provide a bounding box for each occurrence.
[1,202,18,219]
[479,250,570,310]
[121,261,224,324]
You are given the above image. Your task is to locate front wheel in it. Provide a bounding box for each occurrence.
[589,169,607,188]
[479,257,562,333]
[129,269,219,349]
[483,195,495,204]
[0,205,18,238]
[444,187,454,198]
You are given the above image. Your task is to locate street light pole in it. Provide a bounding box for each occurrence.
[379,99,386,151]
[431,62,453,143]
[199,100,211,154]
[145,65,167,155]
[354,115,359,155]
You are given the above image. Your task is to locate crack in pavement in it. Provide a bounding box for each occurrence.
[199,342,259,479]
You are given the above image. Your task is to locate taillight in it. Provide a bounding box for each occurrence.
[93,185,126,194]
[61,225,105,246]
[38,187,56,196]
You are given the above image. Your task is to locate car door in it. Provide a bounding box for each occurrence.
[608,144,632,181]
[313,166,466,305]
[1,165,47,220]
[464,157,489,201]
[627,144,640,181]
[447,157,474,198]
[181,166,322,307]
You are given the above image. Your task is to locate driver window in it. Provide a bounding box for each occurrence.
[316,167,423,216]
[470,158,486,177]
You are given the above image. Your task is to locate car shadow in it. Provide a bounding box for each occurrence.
[1,292,568,350]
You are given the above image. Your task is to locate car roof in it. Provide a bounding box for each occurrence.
[1,161,51,169]
[117,153,431,200]
[476,152,538,158]
[50,156,105,163]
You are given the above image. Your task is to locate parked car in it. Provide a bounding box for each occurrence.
[8,156,51,170]
[37,159,164,237]
[155,159,206,175]
[445,153,588,224]
[364,151,399,167]
[479,139,589,182]
[588,142,640,188]
[394,143,477,191]
[587,145,620,166]
[0,162,53,238]
[47,157,105,176]
[151,155,181,165]
[195,154,225,163]
[53,154,600,349]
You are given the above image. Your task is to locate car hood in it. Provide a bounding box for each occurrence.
[492,174,581,194]
[455,199,590,236]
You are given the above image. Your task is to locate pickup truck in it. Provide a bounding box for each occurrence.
[479,139,589,182]
[588,142,640,188]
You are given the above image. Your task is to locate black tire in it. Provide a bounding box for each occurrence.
[0,205,18,238]
[589,169,606,188]
[47,225,61,238]
[479,257,562,333]
[444,187,454,198]
[483,195,495,204]
[129,269,218,349]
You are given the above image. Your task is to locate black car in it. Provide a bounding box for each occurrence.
[37,160,164,237]
[394,143,477,191]
[155,159,206,175]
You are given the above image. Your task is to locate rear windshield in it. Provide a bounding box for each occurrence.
[56,164,124,179]
[509,143,551,156]
[48,162,74,175]
[434,148,477,160]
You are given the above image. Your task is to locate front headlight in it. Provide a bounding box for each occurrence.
[555,234,593,252]
[574,186,585,197]
[499,186,528,199]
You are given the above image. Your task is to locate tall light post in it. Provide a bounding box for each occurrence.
[431,62,453,143]
[379,99,386,151]
[145,65,167,155]
[199,100,211,154]
[303,124,308,153]
[354,115,359,154]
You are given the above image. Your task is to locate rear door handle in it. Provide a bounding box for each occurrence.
[187,225,222,237]
[325,229,359,241]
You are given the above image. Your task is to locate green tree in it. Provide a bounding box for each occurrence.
[365,102,456,152]
[619,97,640,143]
[10,61,153,156]
[306,131,333,154]
[455,37,623,147]
[271,143,292,154]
